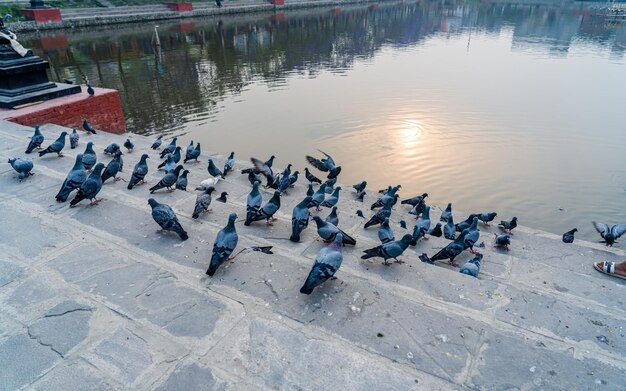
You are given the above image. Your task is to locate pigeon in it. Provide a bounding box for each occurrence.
[151,135,163,150]
[378,217,395,244]
[440,203,453,223]
[160,137,178,158]
[8,158,34,180]
[311,216,356,245]
[399,220,407,229]
[409,200,427,217]
[290,196,312,242]
[562,228,577,244]
[592,222,626,247]
[86,81,95,96]
[364,198,392,229]
[192,187,214,219]
[103,143,120,156]
[401,193,428,206]
[25,125,44,154]
[494,233,511,250]
[245,191,281,226]
[304,167,322,184]
[476,212,497,226]
[498,217,518,234]
[320,186,341,208]
[371,186,400,210]
[353,181,367,193]
[207,159,224,178]
[38,131,67,157]
[223,152,235,176]
[69,163,105,207]
[419,229,469,266]
[123,138,134,153]
[463,217,480,254]
[444,216,456,240]
[101,151,123,183]
[356,210,365,218]
[323,177,337,194]
[356,191,365,202]
[308,183,327,211]
[325,206,339,226]
[195,177,221,191]
[361,234,412,265]
[56,154,87,202]
[216,192,228,203]
[149,165,184,193]
[159,154,176,173]
[127,154,149,190]
[148,198,188,241]
[410,205,431,245]
[176,169,189,191]
[306,184,314,197]
[206,213,238,276]
[169,146,182,164]
[277,167,293,194]
[429,223,443,237]
[245,181,262,225]
[288,171,299,186]
[300,234,344,295]
[80,142,97,171]
[69,129,79,149]
[456,214,477,232]
[249,157,277,188]
[246,171,262,186]
[459,254,483,278]
[184,141,198,163]
[82,119,96,134]
[306,150,342,179]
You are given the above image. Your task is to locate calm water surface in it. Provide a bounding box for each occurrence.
[26,1,626,240]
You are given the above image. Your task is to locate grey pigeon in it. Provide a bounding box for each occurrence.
[8,158,34,180]
[498,217,518,234]
[168,146,182,164]
[82,142,97,171]
[70,163,105,207]
[356,191,365,202]
[304,167,322,184]
[308,183,327,211]
[123,138,134,153]
[55,154,86,202]
[38,131,67,157]
[245,191,281,225]
[371,185,400,210]
[69,128,79,149]
[378,217,395,244]
[401,192,428,206]
[364,198,392,229]
[440,203,453,223]
[206,213,238,276]
[159,153,176,173]
[82,119,96,134]
[429,223,443,237]
[248,156,276,187]
[300,234,344,294]
[323,177,337,194]
[361,234,412,265]
[25,125,44,154]
[216,192,228,203]
[127,154,149,190]
[353,181,367,193]
[149,165,184,193]
[593,222,626,246]
[459,254,483,278]
[176,169,189,191]
[409,200,427,217]
[242,155,274,175]
[160,137,178,158]
[419,229,469,266]
[463,217,480,254]
[562,228,577,244]
[192,187,214,219]
[321,186,341,208]
[104,143,120,156]
[456,214,477,232]
[288,171,299,186]
[306,150,342,179]
[148,198,188,241]
[444,215,456,240]
[247,171,262,186]
[223,152,234,176]
[86,81,95,96]
[245,181,262,225]
[311,216,356,245]
[306,184,314,197]
[101,151,123,183]
[476,212,497,226]
[356,210,365,218]
[184,141,198,163]
[290,196,311,242]
[410,205,431,245]
[277,166,293,194]
[494,233,511,250]
[325,206,339,226]
[151,135,163,150]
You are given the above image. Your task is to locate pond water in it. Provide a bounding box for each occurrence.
[25,1,626,240]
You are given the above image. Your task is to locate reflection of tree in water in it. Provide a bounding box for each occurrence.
[27,0,626,134]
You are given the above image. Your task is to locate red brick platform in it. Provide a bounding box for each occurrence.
[0,87,126,134]
[20,8,62,23]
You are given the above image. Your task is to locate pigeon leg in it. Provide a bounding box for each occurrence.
[423,235,430,241]
[57,153,65,157]
[90,198,101,205]
[330,276,338,280]
[168,187,174,192]
[449,259,458,267]
[484,222,490,227]
[266,219,274,226]
[115,177,122,181]
[270,216,278,221]
[316,207,322,212]
[206,208,213,213]
[470,248,479,254]
[505,245,510,251]
[383,261,391,266]
[140,180,147,184]
[394,258,405,264]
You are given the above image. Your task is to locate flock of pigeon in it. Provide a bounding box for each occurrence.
[9,124,626,295]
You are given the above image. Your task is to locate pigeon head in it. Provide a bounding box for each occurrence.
[114,151,123,158]
[174,146,181,152]
[92,163,105,174]
[157,135,163,140]
[335,186,342,191]
[172,137,178,141]
[140,153,149,161]
[8,158,15,164]
[220,191,228,197]
[189,140,194,146]
[399,234,413,245]
[312,216,324,224]
[512,217,518,222]
[182,170,190,176]
[293,170,299,175]
[205,186,215,194]
[228,213,238,223]
[148,198,158,208]
[422,193,429,198]
[573,228,578,232]
[173,165,184,174]
[60,131,68,137]
[331,206,337,212]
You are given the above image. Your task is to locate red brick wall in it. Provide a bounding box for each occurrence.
[0,87,126,134]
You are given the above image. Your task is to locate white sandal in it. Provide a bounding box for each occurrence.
[594,261,626,280]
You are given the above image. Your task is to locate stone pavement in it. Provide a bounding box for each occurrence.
[1,119,625,390]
